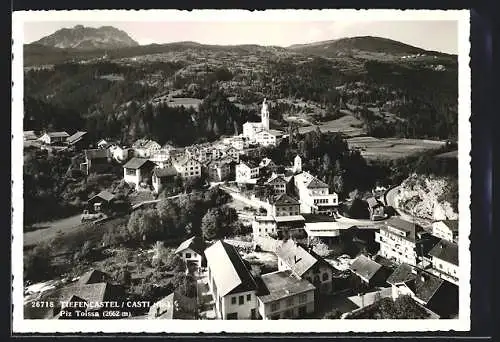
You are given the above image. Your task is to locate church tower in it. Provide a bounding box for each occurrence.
[261,98,270,131]
[293,155,302,174]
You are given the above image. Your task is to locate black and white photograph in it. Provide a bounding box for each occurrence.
[12,9,471,333]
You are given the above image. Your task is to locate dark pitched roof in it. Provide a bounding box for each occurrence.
[384,217,424,242]
[386,264,445,304]
[275,240,318,277]
[123,157,154,169]
[428,239,459,266]
[153,167,177,178]
[240,160,260,169]
[204,240,257,296]
[271,193,300,206]
[349,254,383,282]
[175,236,205,255]
[40,282,115,311]
[79,269,109,285]
[67,131,87,144]
[306,177,329,189]
[88,191,115,203]
[84,148,109,160]
[439,220,459,232]
[257,270,316,304]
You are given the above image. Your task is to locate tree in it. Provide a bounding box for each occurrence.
[127,208,161,242]
[24,244,52,282]
[311,238,330,257]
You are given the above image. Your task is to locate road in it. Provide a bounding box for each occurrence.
[385,185,432,230]
[24,214,83,247]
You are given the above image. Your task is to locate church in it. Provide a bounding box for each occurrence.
[242,98,283,147]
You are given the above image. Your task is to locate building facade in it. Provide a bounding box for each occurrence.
[236,161,260,183]
[293,171,338,214]
[431,220,459,243]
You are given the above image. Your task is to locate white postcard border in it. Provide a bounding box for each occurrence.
[12,9,471,333]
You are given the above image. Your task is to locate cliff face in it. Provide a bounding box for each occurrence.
[394,174,458,220]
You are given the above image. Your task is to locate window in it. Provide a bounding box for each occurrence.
[322,273,329,281]
[126,168,136,176]
[231,297,236,305]
[299,294,307,303]
[239,296,244,305]
[185,253,192,259]
[247,294,251,301]
[287,298,294,307]
[271,302,280,311]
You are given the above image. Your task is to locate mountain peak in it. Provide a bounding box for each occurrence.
[33,25,139,50]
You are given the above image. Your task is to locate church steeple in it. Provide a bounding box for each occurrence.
[261,98,269,131]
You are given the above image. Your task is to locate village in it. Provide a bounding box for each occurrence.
[22,97,460,321]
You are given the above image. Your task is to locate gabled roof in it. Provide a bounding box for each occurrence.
[88,191,115,203]
[123,157,154,169]
[386,263,445,304]
[153,167,178,178]
[275,240,318,277]
[428,239,458,266]
[306,177,329,189]
[67,131,87,144]
[349,255,383,282]
[148,292,197,319]
[84,148,109,160]
[44,131,70,138]
[266,174,287,185]
[132,139,160,149]
[268,129,284,137]
[40,282,114,310]
[204,240,257,296]
[257,270,315,304]
[238,160,259,169]
[384,217,424,242]
[271,193,300,206]
[79,269,109,285]
[175,236,205,255]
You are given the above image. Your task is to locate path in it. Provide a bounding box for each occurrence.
[385,186,432,230]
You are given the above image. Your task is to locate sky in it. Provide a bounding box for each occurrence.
[23,20,458,54]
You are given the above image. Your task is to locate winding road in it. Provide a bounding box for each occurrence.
[384,185,433,231]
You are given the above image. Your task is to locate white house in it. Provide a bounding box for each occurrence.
[123,157,156,190]
[109,145,131,162]
[242,98,283,146]
[132,139,161,158]
[431,220,458,243]
[172,156,202,179]
[266,174,289,195]
[276,240,335,294]
[152,166,178,194]
[205,240,259,320]
[38,131,70,145]
[235,161,260,183]
[252,216,278,239]
[174,236,205,269]
[293,171,338,214]
[257,270,316,319]
[428,239,459,285]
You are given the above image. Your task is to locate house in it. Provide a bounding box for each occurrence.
[236,160,260,183]
[97,139,111,149]
[252,216,278,239]
[38,131,70,145]
[149,150,172,169]
[204,240,259,320]
[123,157,156,190]
[242,98,284,147]
[254,130,280,147]
[256,270,316,319]
[386,263,459,318]
[349,254,389,287]
[375,217,438,266]
[366,197,385,220]
[26,281,125,319]
[172,156,202,179]
[152,167,178,194]
[293,171,338,214]
[428,239,459,285]
[206,158,232,182]
[431,220,459,243]
[275,239,335,294]
[82,149,111,175]
[23,130,38,141]
[87,191,116,213]
[174,236,206,269]
[66,131,89,150]
[266,173,289,195]
[109,145,131,163]
[270,194,301,217]
[148,291,197,319]
[132,139,161,158]
[222,136,246,151]
[221,145,240,162]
